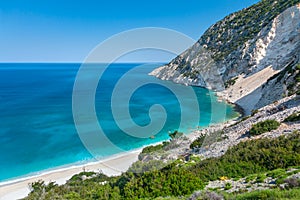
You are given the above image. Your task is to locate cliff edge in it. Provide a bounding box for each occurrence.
[150,0,300,114]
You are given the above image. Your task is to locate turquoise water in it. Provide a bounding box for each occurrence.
[0,63,238,182]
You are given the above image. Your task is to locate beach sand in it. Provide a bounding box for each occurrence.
[0,150,141,200]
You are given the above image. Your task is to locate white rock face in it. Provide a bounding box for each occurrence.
[246,4,300,73]
[150,4,300,113]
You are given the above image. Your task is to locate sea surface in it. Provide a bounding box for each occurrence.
[0,63,238,182]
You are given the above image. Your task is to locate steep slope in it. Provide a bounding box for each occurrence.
[150,0,300,114]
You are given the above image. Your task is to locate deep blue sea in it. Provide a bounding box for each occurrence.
[0,63,238,182]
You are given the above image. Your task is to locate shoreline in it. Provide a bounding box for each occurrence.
[0,148,143,200]
[0,98,242,200]
[0,148,142,186]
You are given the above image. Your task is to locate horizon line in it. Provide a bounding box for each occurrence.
[0,61,168,64]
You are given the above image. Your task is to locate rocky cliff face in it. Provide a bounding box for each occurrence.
[150,1,300,114]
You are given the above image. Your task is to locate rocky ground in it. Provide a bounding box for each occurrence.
[144,94,300,163]
[139,94,300,195]
[190,94,300,160]
[205,169,300,194]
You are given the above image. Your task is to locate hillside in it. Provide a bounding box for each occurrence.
[150,0,300,114]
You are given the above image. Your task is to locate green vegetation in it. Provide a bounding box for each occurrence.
[190,134,205,149]
[266,168,286,179]
[283,63,300,96]
[284,112,300,122]
[251,109,259,116]
[182,71,199,79]
[245,174,257,183]
[189,133,300,182]
[68,171,97,182]
[276,169,300,185]
[202,0,300,61]
[255,173,267,183]
[189,130,225,149]
[224,182,232,190]
[224,188,300,200]
[140,141,170,154]
[175,0,300,75]
[25,132,300,200]
[168,130,183,140]
[127,160,167,174]
[249,119,280,136]
[225,77,238,88]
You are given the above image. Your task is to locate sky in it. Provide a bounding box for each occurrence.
[0,0,259,62]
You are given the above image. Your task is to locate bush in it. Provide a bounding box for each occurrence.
[284,112,300,122]
[224,182,232,190]
[190,133,300,182]
[255,173,267,183]
[266,168,286,178]
[168,130,183,139]
[190,134,206,149]
[190,130,224,149]
[141,144,164,154]
[245,174,257,183]
[249,119,280,136]
[251,109,259,116]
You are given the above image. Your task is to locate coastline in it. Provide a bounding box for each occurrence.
[0,148,143,200]
[0,97,241,200]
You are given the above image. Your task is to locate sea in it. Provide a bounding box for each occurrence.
[0,63,239,182]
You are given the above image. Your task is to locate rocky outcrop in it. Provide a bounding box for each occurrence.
[150,1,300,114]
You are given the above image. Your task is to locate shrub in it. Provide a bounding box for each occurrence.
[245,174,257,183]
[190,133,300,182]
[168,130,183,139]
[249,119,280,136]
[141,144,164,154]
[255,173,267,183]
[224,182,232,190]
[251,109,259,116]
[284,112,300,122]
[266,168,286,178]
[190,134,206,149]
[190,130,224,149]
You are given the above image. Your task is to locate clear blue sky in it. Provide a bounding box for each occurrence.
[0,0,259,62]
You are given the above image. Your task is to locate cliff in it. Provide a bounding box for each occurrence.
[150,0,300,114]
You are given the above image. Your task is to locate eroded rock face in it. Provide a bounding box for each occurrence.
[150,3,300,112]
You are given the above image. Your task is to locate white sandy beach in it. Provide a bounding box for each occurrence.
[0,150,141,200]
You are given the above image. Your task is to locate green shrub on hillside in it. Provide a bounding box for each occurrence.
[190,130,225,149]
[224,182,232,190]
[190,134,206,149]
[141,141,170,154]
[25,133,300,200]
[249,119,280,136]
[284,112,300,122]
[190,133,300,182]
